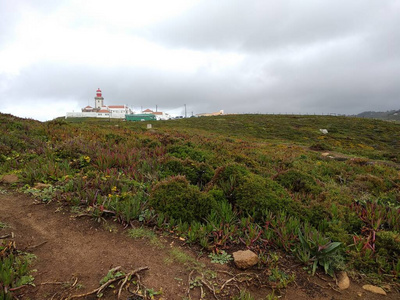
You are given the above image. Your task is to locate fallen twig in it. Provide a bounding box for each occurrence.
[118,267,148,299]
[25,241,47,250]
[186,269,195,299]
[68,266,148,299]
[200,275,219,300]
[328,283,342,294]
[40,281,67,285]
[221,277,236,291]
[71,277,78,287]
[0,233,12,239]
[9,285,29,291]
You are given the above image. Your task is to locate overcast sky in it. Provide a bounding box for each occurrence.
[1,0,399,121]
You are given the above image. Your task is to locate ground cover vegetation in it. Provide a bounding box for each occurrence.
[1,112,399,287]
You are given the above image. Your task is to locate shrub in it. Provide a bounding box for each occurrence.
[275,169,321,194]
[351,174,388,196]
[375,231,400,257]
[234,174,293,220]
[309,142,332,151]
[207,163,250,200]
[160,157,213,187]
[149,176,213,223]
[167,144,210,162]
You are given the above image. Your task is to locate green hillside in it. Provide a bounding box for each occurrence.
[357,109,400,121]
[1,113,399,282]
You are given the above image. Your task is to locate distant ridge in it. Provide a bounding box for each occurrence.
[357,109,400,121]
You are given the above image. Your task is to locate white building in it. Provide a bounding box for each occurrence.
[142,108,171,120]
[66,88,133,119]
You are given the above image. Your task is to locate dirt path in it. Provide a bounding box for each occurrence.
[0,186,398,299]
[0,190,192,299]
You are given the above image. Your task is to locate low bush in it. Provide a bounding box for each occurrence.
[207,163,250,200]
[275,169,321,195]
[234,174,293,220]
[160,157,213,188]
[149,176,214,223]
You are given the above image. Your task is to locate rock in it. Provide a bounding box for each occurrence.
[321,152,330,157]
[232,250,258,269]
[319,129,328,134]
[0,174,19,184]
[34,183,51,189]
[337,271,350,290]
[362,284,387,296]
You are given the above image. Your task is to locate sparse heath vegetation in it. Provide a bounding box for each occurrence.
[1,112,400,283]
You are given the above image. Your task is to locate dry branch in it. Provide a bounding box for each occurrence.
[68,266,148,299]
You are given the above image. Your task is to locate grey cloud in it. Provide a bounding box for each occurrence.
[142,0,384,53]
[1,0,400,121]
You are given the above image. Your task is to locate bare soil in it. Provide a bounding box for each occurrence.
[0,185,398,300]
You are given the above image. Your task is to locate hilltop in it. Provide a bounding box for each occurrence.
[357,109,400,121]
[1,112,399,299]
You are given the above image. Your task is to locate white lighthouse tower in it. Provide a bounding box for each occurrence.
[94,88,104,109]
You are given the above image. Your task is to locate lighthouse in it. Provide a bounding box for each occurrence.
[94,88,104,109]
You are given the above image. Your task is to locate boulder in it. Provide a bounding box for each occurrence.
[0,174,19,184]
[232,250,258,269]
[336,271,350,290]
[362,284,387,296]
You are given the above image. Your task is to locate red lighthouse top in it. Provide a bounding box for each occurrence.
[96,88,102,97]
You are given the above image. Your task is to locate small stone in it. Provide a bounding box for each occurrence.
[34,183,51,189]
[232,250,258,269]
[362,284,387,296]
[319,129,328,134]
[0,174,19,184]
[357,292,362,297]
[336,271,350,290]
[321,152,330,157]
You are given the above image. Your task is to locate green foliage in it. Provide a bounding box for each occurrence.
[167,144,211,162]
[232,290,255,300]
[208,250,232,264]
[0,221,8,229]
[0,241,36,298]
[149,176,213,223]
[2,112,400,280]
[160,157,213,187]
[375,231,400,258]
[296,226,342,276]
[234,174,293,219]
[207,163,250,198]
[99,268,124,285]
[127,227,164,249]
[275,169,321,194]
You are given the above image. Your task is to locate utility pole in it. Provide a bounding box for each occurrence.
[184,104,187,118]
[156,105,158,112]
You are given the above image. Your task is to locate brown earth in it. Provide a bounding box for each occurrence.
[0,185,398,300]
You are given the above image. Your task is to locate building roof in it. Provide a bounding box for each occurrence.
[98,109,110,113]
[108,105,125,108]
[143,109,154,112]
[84,105,93,109]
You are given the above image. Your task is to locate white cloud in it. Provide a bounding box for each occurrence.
[1,99,81,122]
